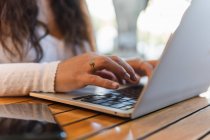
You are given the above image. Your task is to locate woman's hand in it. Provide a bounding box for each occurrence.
[126,58,158,78]
[55,53,139,92]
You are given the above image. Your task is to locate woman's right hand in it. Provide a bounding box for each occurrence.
[55,52,139,92]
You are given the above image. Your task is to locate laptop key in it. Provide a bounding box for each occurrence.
[127,99,136,104]
[111,103,128,109]
[100,102,112,106]
[91,100,107,104]
[121,105,134,110]
[121,97,132,100]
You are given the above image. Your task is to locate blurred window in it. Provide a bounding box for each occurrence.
[86,0,191,59]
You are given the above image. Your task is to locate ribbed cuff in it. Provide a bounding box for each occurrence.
[41,61,60,93]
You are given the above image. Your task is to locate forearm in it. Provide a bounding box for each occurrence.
[0,61,59,96]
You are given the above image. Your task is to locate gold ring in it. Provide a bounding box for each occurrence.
[89,58,96,72]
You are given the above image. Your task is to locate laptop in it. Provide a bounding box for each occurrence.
[30,0,210,119]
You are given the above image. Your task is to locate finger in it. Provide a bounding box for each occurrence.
[147,60,158,68]
[93,56,132,82]
[140,61,153,76]
[130,74,140,84]
[110,56,138,82]
[95,70,118,82]
[84,74,120,89]
[137,61,153,76]
[124,74,140,85]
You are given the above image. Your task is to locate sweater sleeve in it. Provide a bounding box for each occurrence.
[0,61,60,96]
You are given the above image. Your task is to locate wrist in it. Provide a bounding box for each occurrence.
[54,61,65,92]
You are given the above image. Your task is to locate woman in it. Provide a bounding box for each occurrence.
[0,0,156,96]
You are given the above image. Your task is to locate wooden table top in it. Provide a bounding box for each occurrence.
[1,95,210,140]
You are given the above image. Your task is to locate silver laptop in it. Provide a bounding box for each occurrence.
[30,0,210,119]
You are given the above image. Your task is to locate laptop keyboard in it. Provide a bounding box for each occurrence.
[73,85,144,110]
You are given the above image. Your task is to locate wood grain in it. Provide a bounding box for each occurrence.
[49,104,75,114]
[88,97,209,140]
[23,98,54,105]
[64,115,125,140]
[1,96,210,140]
[55,109,97,126]
[147,106,210,140]
[0,97,31,104]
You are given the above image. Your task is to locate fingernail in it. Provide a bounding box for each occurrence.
[112,82,119,89]
[122,80,126,85]
[131,75,138,81]
[124,73,130,80]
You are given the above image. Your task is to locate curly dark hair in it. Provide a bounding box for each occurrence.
[0,0,95,62]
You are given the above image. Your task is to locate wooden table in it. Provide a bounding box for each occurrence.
[1,95,210,140]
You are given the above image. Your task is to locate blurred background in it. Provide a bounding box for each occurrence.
[86,0,191,60]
